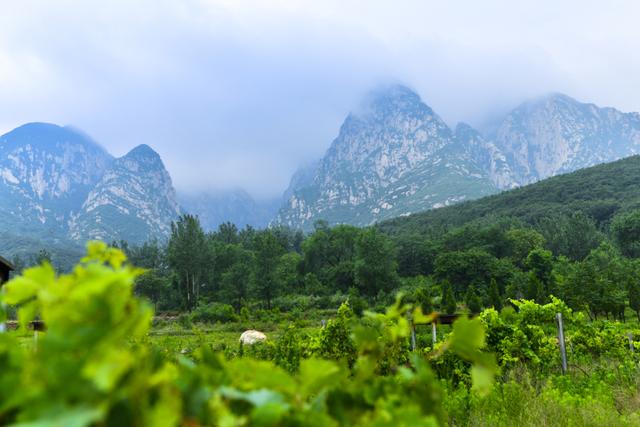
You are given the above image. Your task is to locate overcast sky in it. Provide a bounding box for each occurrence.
[1,1,639,199]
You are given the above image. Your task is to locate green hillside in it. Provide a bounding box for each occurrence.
[378,155,640,236]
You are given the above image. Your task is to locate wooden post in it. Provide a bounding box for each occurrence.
[628,333,635,352]
[410,322,417,351]
[556,313,567,374]
[431,322,437,346]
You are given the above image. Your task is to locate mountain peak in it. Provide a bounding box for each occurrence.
[368,84,420,102]
[360,84,422,110]
[516,92,581,113]
[125,144,160,160]
[0,122,109,155]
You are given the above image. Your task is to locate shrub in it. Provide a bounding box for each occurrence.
[190,302,238,323]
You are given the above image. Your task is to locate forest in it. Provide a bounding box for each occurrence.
[9,155,640,323]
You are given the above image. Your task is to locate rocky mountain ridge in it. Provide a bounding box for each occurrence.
[275,86,640,230]
[0,123,179,249]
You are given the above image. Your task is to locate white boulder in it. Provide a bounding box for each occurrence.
[239,330,267,345]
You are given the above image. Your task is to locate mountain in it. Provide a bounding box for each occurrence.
[276,88,640,230]
[0,123,113,236]
[178,189,280,231]
[492,93,640,185]
[275,85,505,230]
[377,155,640,236]
[0,123,180,260]
[69,144,180,244]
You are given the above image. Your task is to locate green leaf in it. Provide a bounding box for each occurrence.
[299,358,345,398]
[470,365,494,396]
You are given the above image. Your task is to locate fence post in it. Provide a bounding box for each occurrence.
[431,322,437,346]
[628,333,635,352]
[556,312,567,374]
[410,322,417,351]
[0,303,5,333]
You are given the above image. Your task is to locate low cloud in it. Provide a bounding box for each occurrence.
[1,0,639,197]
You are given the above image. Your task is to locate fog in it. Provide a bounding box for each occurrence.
[1,0,639,198]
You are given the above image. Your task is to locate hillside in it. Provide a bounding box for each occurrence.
[377,155,640,236]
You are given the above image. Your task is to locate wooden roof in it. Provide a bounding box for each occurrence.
[0,255,14,271]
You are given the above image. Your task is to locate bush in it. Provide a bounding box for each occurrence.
[190,302,238,323]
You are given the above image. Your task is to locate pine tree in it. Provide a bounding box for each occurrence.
[441,281,457,314]
[465,285,482,315]
[415,286,433,314]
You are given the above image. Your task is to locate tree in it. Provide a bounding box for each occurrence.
[302,225,360,292]
[525,248,554,296]
[434,248,504,295]
[215,222,239,245]
[252,230,286,309]
[441,281,457,314]
[166,214,209,310]
[628,271,640,321]
[487,278,502,311]
[505,228,545,268]
[569,242,624,320]
[128,239,165,270]
[354,228,398,296]
[415,288,433,314]
[218,246,254,310]
[277,252,303,295]
[525,272,546,304]
[394,234,438,277]
[538,212,602,261]
[611,209,640,258]
[465,285,482,315]
[135,271,171,310]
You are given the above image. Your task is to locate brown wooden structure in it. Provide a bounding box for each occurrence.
[0,255,13,285]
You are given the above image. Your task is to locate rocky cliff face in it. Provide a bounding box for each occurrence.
[276,88,640,230]
[69,144,180,244]
[493,93,640,185]
[275,85,502,229]
[0,123,113,234]
[0,123,179,247]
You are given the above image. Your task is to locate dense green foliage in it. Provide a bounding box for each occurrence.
[14,201,640,329]
[8,156,640,324]
[0,243,496,426]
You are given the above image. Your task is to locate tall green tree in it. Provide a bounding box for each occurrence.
[441,281,457,314]
[252,230,286,309]
[434,248,507,295]
[628,268,640,322]
[525,248,554,296]
[219,247,254,310]
[354,228,398,296]
[465,285,482,315]
[166,214,209,310]
[487,278,503,311]
[611,209,640,258]
[394,234,438,277]
[505,228,545,268]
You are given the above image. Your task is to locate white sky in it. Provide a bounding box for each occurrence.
[1,0,639,198]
